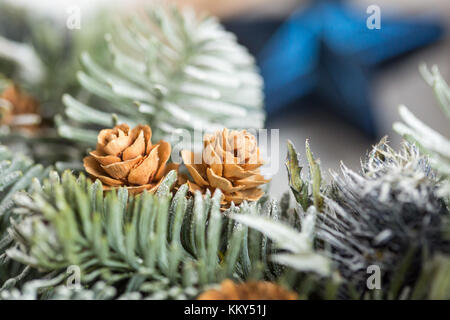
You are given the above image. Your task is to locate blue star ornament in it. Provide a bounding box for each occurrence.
[258,0,444,137]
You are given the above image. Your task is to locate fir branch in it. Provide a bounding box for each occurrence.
[325,139,449,297]
[0,144,51,286]
[1,278,119,300]
[57,4,265,148]
[231,207,331,277]
[0,1,111,165]
[285,140,324,212]
[258,139,450,299]
[394,65,450,202]
[5,170,281,299]
[0,0,109,115]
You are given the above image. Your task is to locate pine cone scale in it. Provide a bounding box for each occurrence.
[154,140,173,180]
[89,150,121,166]
[83,156,123,186]
[101,155,143,180]
[122,130,145,160]
[127,145,159,185]
[206,167,244,193]
[223,163,254,179]
[181,150,209,186]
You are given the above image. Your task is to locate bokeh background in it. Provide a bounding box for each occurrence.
[3,0,450,198]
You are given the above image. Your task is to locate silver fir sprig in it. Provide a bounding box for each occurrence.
[2,167,283,299]
[58,4,265,148]
[394,65,450,203]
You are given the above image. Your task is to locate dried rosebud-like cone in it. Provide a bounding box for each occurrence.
[181,128,269,206]
[197,280,298,300]
[83,124,177,194]
[0,85,41,131]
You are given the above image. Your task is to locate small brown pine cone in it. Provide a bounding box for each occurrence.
[83,124,178,195]
[0,84,41,131]
[197,280,298,300]
[181,128,270,207]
